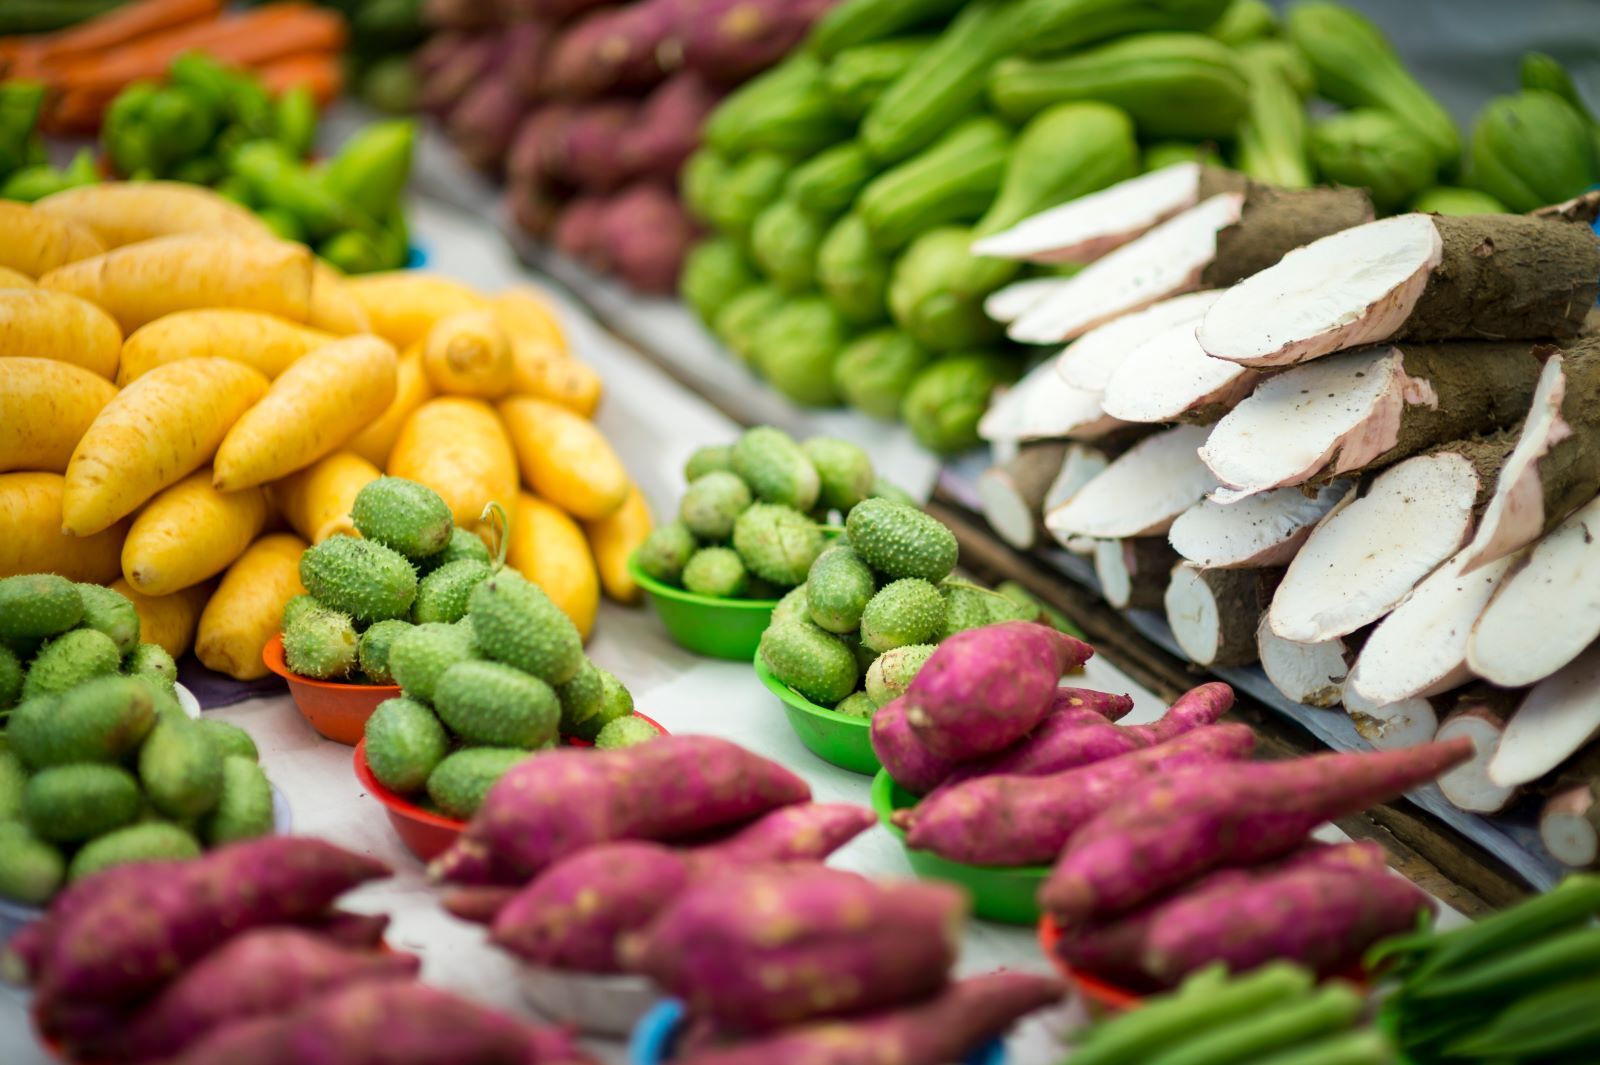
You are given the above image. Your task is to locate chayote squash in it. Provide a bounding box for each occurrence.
[713,284,786,367]
[1310,109,1437,212]
[1206,0,1274,45]
[976,101,1139,236]
[705,56,851,157]
[901,353,1018,454]
[817,213,892,326]
[1410,186,1508,216]
[681,148,731,228]
[833,328,935,420]
[787,142,879,220]
[1466,90,1599,212]
[751,297,852,407]
[1011,0,1231,57]
[889,227,1011,352]
[681,239,758,325]
[750,198,826,294]
[823,36,936,121]
[1143,141,1224,171]
[709,152,792,244]
[857,115,1012,252]
[809,0,967,58]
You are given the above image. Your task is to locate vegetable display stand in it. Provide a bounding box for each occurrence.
[630,556,782,661]
[517,964,658,1038]
[1036,914,1143,1016]
[870,770,1048,925]
[755,653,878,775]
[263,633,401,745]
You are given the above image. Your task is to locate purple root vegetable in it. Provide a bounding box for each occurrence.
[441,886,520,926]
[621,73,720,184]
[39,837,392,1003]
[695,802,876,863]
[680,0,835,85]
[1053,687,1136,722]
[871,696,962,796]
[905,622,1095,760]
[548,101,640,191]
[448,78,529,174]
[0,862,161,987]
[415,30,473,80]
[675,972,1066,1065]
[621,866,967,1032]
[905,724,1258,866]
[508,103,577,189]
[430,736,811,885]
[300,910,392,950]
[67,928,420,1061]
[541,0,680,99]
[509,180,566,241]
[1039,739,1474,922]
[420,37,504,120]
[551,194,610,261]
[602,184,698,294]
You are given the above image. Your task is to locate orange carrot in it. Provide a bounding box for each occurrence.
[18,0,224,64]
[256,50,342,107]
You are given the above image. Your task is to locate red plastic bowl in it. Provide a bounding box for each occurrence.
[353,714,670,862]
[263,633,400,746]
[1037,914,1145,1014]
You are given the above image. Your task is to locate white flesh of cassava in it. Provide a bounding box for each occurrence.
[1347,550,1518,706]
[1343,683,1440,751]
[1199,346,1431,502]
[1469,492,1600,688]
[1044,425,1217,540]
[1102,320,1264,423]
[977,468,1037,550]
[986,276,1074,324]
[1196,214,1444,367]
[1168,481,1351,569]
[1257,619,1348,708]
[1166,562,1244,667]
[1044,444,1109,513]
[1008,193,1246,345]
[1269,454,1479,643]
[1489,642,1600,787]
[1541,786,1600,868]
[970,163,1203,264]
[1458,354,1575,573]
[1094,539,1171,610]
[1058,289,1224,393]
[978,356,1128,442]
[1436,709,1518,814]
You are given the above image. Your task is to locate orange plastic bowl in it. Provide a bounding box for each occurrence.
[1037,914,1145,1015]
[353,714,671,862]
[263,633,400,746]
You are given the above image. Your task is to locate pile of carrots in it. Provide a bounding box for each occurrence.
[0,0,347,134]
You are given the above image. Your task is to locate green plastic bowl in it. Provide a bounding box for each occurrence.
[870,769,1050,925]
[628,556,782,661]
[753,653,879,775]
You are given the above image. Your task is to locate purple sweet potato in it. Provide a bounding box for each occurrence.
[622,865,966,1032]
[680,0,834,85]
[301,910,391,950]
[1130,682,1236,744]
[71,928,419,1061]
[905,622,1095,760]
[40,837,391,1003]
[423,0,500,30]
[441,886,520,926]
[509,179,567,241]
[522,0,613,20]
[696,802,876,863]
[621,73,720,184]
[905,724,1258,866]
[416,30,474,80]
[552,194,612,263]
[546,101,640,191]
[420,36,503,120]
[1039,739,1474,922]
[0,862,159,987]
[871,696,962,796]
[509,104,577,188]
[602,183,697,293]
[448,79,527,173]
[542,0,682,99]
[1052,686,1136,722]
[431,736,811,884]
[677,972,1066,1065]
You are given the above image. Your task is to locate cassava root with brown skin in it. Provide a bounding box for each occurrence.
[1095,537,1178,611]
[977,441,1070,550]
[1542,782,1600,869]
[1165,563,1278,668]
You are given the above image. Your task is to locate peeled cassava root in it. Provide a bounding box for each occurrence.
[1002,184,1372,345]
[1169,482,1350,570]
[1488,642,1600,789]
[1095,537,1178,611]
[978,357,1128,443]
[1047,425,1216,540]
[977,441,1069,550]
[1057,288,1222,394]
[1342,683,1441,752]
[1165,563,1277,668]
[1435,696,1520,815]
[1101,320,1263,425]
[1258,622,1349,709]
[1542,781,1600,869]
[1197,212,1600,368]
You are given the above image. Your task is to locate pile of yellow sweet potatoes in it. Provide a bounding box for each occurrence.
[0,182,652,681]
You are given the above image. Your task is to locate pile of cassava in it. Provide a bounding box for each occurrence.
[0,185,653,681]
[0,573,277,906]
[973,92,1600,860]
[2,836,592,1065]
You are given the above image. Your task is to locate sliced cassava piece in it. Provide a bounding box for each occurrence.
[1056,288,1224,393]
[1458,338,1600,573]
[1489,642,1600,788]
[1197,212,1600,368]
[1165,562,1275,668]
[1269,438,1517,643]
[977,357,1128,443]
[1198,342,1540,502]
[1469,491,1600,688]
[977,442,1070,550]
[1542,781,1600,869]
[1346,548,1519,706]
[1101,319,1265,424]
[1257,621,1348,708]
[970,162,1249,264]
[1044,444,1111,554]
[984,276,1074,325]
[1045,425,1216,540]
[1436,694,1520,815]
[1095,537,1179,611]
[1006,184,1371,345]
[1168,482,1351,569]
[1343,683,1440,751]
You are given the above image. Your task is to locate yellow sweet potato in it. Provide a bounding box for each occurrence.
[195,532,309,680]
[0,472,126,581]
[307,261,373,335]
[585,483,653,605]
[270,451,382,543]
[498,395,629,521]
[511,340,603,417]
[0,287,122,378]
[422,308,514,398]
[0,200,104,278]
[0,359,118,473]
[347,344,433,468]
[32,182,272,247]
[64,358,269,536]
[388,397,518,530]
[0,266,35,287]
[39,235,315,331]
[118,310,335,386]
[111,578,210,658]
[213,335,398,491]
[344,272,487,348]
[490,287,568,358]
[509,491,601,639]
[122,470,271,595]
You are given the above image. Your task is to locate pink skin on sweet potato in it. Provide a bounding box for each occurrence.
[300,910,391,951]
[415,31,474,80]
[431,736,811,885]
[680,0,836,86]
[696,802,876,864]
[441,886,520,927]
[508,104,577,189]
[541,0,681,99]
[602,184,698,294]
[905,622,1095,761]
[904,724,1258,866]
[1053,687,1136,722]
[420,37,504,120]
[675,972,1066,1065]
[552,194,612,264]
[0,862,161,988]
[621,73,720,185]
[509,179,567,241]
[520,0,612,21]
[1039,739,1474,923]
[547,102,641,191]
[39,837,391,1004]
[871,696,962,796]
[622,866,967,1032]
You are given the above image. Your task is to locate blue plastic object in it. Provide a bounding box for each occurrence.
[406,243,428,268]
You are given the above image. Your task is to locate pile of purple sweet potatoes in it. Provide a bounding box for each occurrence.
[5,837,586,1065]
[416,0,834,293]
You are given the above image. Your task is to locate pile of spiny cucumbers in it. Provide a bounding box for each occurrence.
[1374,873,1600,1063]
[0,573,273,905]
